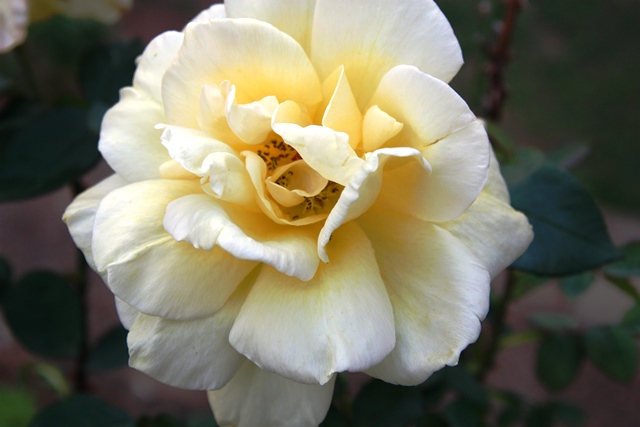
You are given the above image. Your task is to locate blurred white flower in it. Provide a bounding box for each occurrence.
[0,0,28,53]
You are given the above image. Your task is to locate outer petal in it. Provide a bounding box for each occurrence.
[208,360,335,427]
[192,3,227,22]
[114,297,139,330]
[163,194,320,281]
[224,0,316,52]
[63,174,128,271]
[163,19,322,129]
[92,180,257,320]
[371,66,490,222]
[99,88,171,182]
[311,0,462,107]
[441,151,533,278]
[358,207,490,385]
[132,31,184,102]
[318,147,431,262]
[229,222,395,385]
[127,268,259,390]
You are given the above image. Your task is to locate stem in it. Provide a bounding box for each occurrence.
[482,0,523,121]
[477,270,517,382]
[71,179,90,393]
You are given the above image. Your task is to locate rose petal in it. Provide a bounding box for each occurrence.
[163,194,320,281]
[320,65,362,149]
[163,18,322,129]
[225,84,279,145]
[63,174,128,271]
[311,0,462,107]
[362,105,404,152]
[208,360,335,427]
[229,222,395,385]
[133,31,184,102]
[191,3,227,22]
[114,297,139,331]
[358,207,490,385]
[92,180,257,320]
[99,88,170,182]
[127,268,259,390]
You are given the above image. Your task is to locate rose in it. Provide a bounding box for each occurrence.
[63,1,533,425]
[0,0,28,53]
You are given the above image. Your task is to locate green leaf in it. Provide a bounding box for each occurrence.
[536,333,583,391]
[87,324,129,371]
[1,271,81,358]
[135,415,182,427]
[0,107,99,202]
[0,387,36,427]
[558,272,594,300]
[79,41,144,106]
[444,366,489,409]
[29,395,133,427]
[529,314,578,331]
[622,305,640,333]
[495,392,525,427]
[605,241,640,278]
[352,380,422,427]
[510,166,622,275]
[604,275,640,304]
[526,401,584,427]
[320,405,349,427]
[511,272,549,300]
[25,362,72,398]
[584,325,638,383]
[186,416,218,427]
[443,398,488,427]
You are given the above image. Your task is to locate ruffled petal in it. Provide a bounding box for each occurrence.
[224,0,316,52]
[127,268,259,390]
[225,84,279,144]
[63,174,128,271]
[371,66,490,222]
[163,194,320,281]
[229,222,395,385]
[163,18,322,129]
[99,88,171,182]
[358,207,490,385]
[92,180,257,320]
[132,31,184,102]
[320,66,362,149]
[192,3,227,22]
[362,105,403,152]
[318,147,430,262]
[208,360,335,427]
[311,0,462,107]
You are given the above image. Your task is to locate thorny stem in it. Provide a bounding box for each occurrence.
[477,270,517,382]
[71,179,89,393]
[482,0,523,122]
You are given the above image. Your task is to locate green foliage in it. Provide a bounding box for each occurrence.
[510,166,622,275]
[87,325,130,371]
[29,395,132,427]
[352,380,422,427]
[558,272,594,300]
[1,271,81,358]
[536,333,583,391]
[525,401,584,427]
[529,314,578,332]
[0,387,36,427]
[0,107,99,202]
[604,241,640,278]
[584,325,638,383]
[622,305,640,334]
[443,398,488,427]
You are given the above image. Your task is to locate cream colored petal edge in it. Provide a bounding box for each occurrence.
[63,174,128,271]
[358,207,490,385]
[132,31,184,102]
[163,18,322,128]
[163,194,320,281]
[311,0,462,107]
[318,147,431,262]
[192,3,227,22]
[224,0,316,52]
[230,222,395,385]
[127,268,259,390]
[320,65,362,149]
[92,180,257,320]
[114,297,139,331]
[209,360,334,427]
[99,87,171,182]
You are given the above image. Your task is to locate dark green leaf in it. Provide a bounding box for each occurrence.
[29,394,133,427]
[319,405,349,427]
[511,272,549,300]
[550,401,585,426]
[604,275,640,304]
[500,148,545,188]
[0,107,99,202]
[136,415,182,427]
[525,404,554,427]
[79,41,143,106]
[87,324,129,371]
[527,400,584,427]
[186,415,218,427]
[558,272,594,299]
[529,314,578,331]
[584,325,638,383]
[417,414,448,427]
[444,366,489,409]
[536,333,583,391]
[443,398,488,427]
[622,305,640,333]
[604,241,640,278]
[352,380,422,427]
[0,387,36,427]
[510,166,622,275]
[1,271,81,358]
[496,392,525,427]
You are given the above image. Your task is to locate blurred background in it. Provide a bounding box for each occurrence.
[1,0,639,425]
